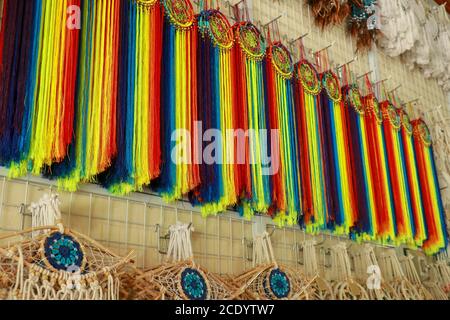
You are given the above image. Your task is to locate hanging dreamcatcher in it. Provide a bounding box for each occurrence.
[307,0,350,29]
[292,39,328,233]
[316,51,356,235]
[190,6,239,215]
[381,101,416,245]
[360,77,396,243]
[232,21,272,219]
[412,119,448,255]
[347,0,381,50]
[265,41,302,226]
[233,232,312,300]
[341,66,377,241]
[135,223,240,300]
[155,0,201,202]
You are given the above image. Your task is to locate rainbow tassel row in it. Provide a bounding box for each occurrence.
[0,0,447,254]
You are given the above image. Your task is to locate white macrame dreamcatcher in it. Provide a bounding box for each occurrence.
[135,222,240,300]
[234,232,312,300]
[0,193,133,300]
[325,242,369,300]
[352,245,399,300]
[377,249,423,300]
[300,239,335,300]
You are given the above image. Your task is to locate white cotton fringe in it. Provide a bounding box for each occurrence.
[30,193,62,237]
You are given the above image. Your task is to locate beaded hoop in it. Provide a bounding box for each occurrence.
[162,0,194,28]
[236,22,266,60]
[199,10,233,49]
[263,268,291,299]
[400,110,413,136]
[346,85,364,115]
[322,71,341,103]
[371,97,383,124]
[296,60,321,95]
[135,0,158,9]
[269,42,293,78]
[384,103,401,130]
[42,231,86,272]
[179,267,209,300]
[415,121,432,147]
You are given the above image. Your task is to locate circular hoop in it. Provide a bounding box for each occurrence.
[415,121,432,147]
[263,268,291,299]
[179,267,210,300]
[346,85,364,115]
[269,42,293,78]
[199,10,233,49]
[235,22,266,60]
[400,110,413,136]
[41,231,86,272]
[296,60,321,95]
[162,0,194,29]
[383,103,401,130]
[322,71,341,103]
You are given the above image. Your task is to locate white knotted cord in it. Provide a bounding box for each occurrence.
[30,193,63,237]
[252,232,277,268]
[166,222,194,263]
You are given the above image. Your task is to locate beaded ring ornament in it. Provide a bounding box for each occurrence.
[269,42,294,78]
[296,60,321,96]
[198,10,233,50]
[399,110,413,136]
[346,85,364,115]
[264,268,291,299]
[179,267,210,300]
[322,71,342,103]
[383,103,401,130]
[42,231,86,272]
[414,120,432,147]
[368,96,383,124]
[162,0,194,28]
[235,22,266,60]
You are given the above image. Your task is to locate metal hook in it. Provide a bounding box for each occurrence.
[336,55,358,70]
[312,41,335,56]
[356,70,373,80]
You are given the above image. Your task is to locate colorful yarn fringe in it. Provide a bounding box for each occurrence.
[292,60,327,231]
[189,9,237,214]
[48,0,120,191]
[155,0,200,201]
[0,0,80,176]
[342,84,377,240]
[318,70,356,234]
[412,119,448,254]
[101,0,163,194]
[399,110,427,246]
[361,94,396,242]
[381,101,415,244]
[232,22,271,219]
